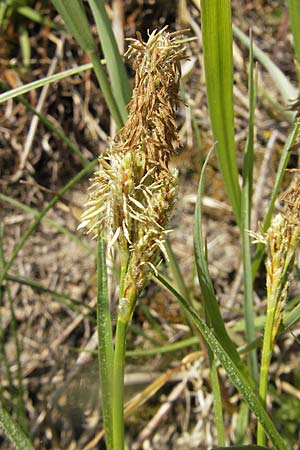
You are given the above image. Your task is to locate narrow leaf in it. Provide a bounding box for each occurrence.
[88,0,130,122]
[201,0,241,224]
[0,159,97,288]
[194,146,253,386]
[0,63,93,104]
[51,0,96,53]
[287,0,300,78]
[212,446,270,450]
[0,406,34,450]
[0,192,93,254]
[241,34,258,381]
[51,0,124,128]
[233,24,298,101]
[157,274,288,450]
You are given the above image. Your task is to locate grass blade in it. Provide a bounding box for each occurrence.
[233,25,298,101]
[241,35,258,381]
[164,239,189,300]
[88,0,130,122]
[284,298,300,329]
[164,240,194,332]
[287,0,300,79]
[156,274,288,450]
[212,446,269,450]
[0,232,14,408]
[0,406,34,450]
[51,0,124,128]
[194,146,252,386]
[17,6,58,28]
[0,226,28,434]
[51,0,96,54]
[200,0,241,224]
[0,192,94,254]
[0,159,97,288]
[0,63,94,103]
[210,352,225,445]
[6,273,95,319]
[126,336,198,357]
[19,22,30,69]
[0,81,89,165]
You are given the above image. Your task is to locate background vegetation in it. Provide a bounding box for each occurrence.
[0,0,300,449]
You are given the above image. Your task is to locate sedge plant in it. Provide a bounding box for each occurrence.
[256,177,300,446]
[78,28,187,450]
[1,1,300,449]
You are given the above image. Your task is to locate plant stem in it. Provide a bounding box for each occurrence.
[113,317,128,450]
[0,406,34,450]
[97,236,114,450]
[209,350,225,446]
[257,305,275,446]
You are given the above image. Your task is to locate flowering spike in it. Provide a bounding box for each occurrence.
[79,28,186,304]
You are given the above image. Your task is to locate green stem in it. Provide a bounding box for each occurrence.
[257,305,275,446]
[0,226,14,404]
[96,236,114,450]
[0,406,34,450]
[241,31,259,383]
[209,350,225,445]
[113,317,128,450]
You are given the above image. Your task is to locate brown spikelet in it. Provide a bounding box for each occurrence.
[79,28,187,300]
[114,27,188,172]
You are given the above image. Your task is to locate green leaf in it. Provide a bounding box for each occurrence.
[51,0,96,53]
[51,0,124,128]
[0,63,93,104]
[6,273,95,319]
[0,192,93,254]
[0,159,97,288]
[88,0,130,122]
[200,0,241,225]
[211,446,270,450]
[287,0,300,79]
[17,6,58,28]
[233,24,298,102]
[156,274,288,450]
[126,336,198,357]
[241,33,258,381]
[194,146,253,387]
[0,406,34,450]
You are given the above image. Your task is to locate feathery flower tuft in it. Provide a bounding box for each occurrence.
[261,178,300,345]
[79,28,187,303]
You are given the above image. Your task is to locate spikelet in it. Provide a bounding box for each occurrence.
[261,178,300,346]
[79,28,186,305]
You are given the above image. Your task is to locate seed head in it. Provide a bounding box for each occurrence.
[79,28,187,302]
[262,179,300,344]
[115,27,188,172]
